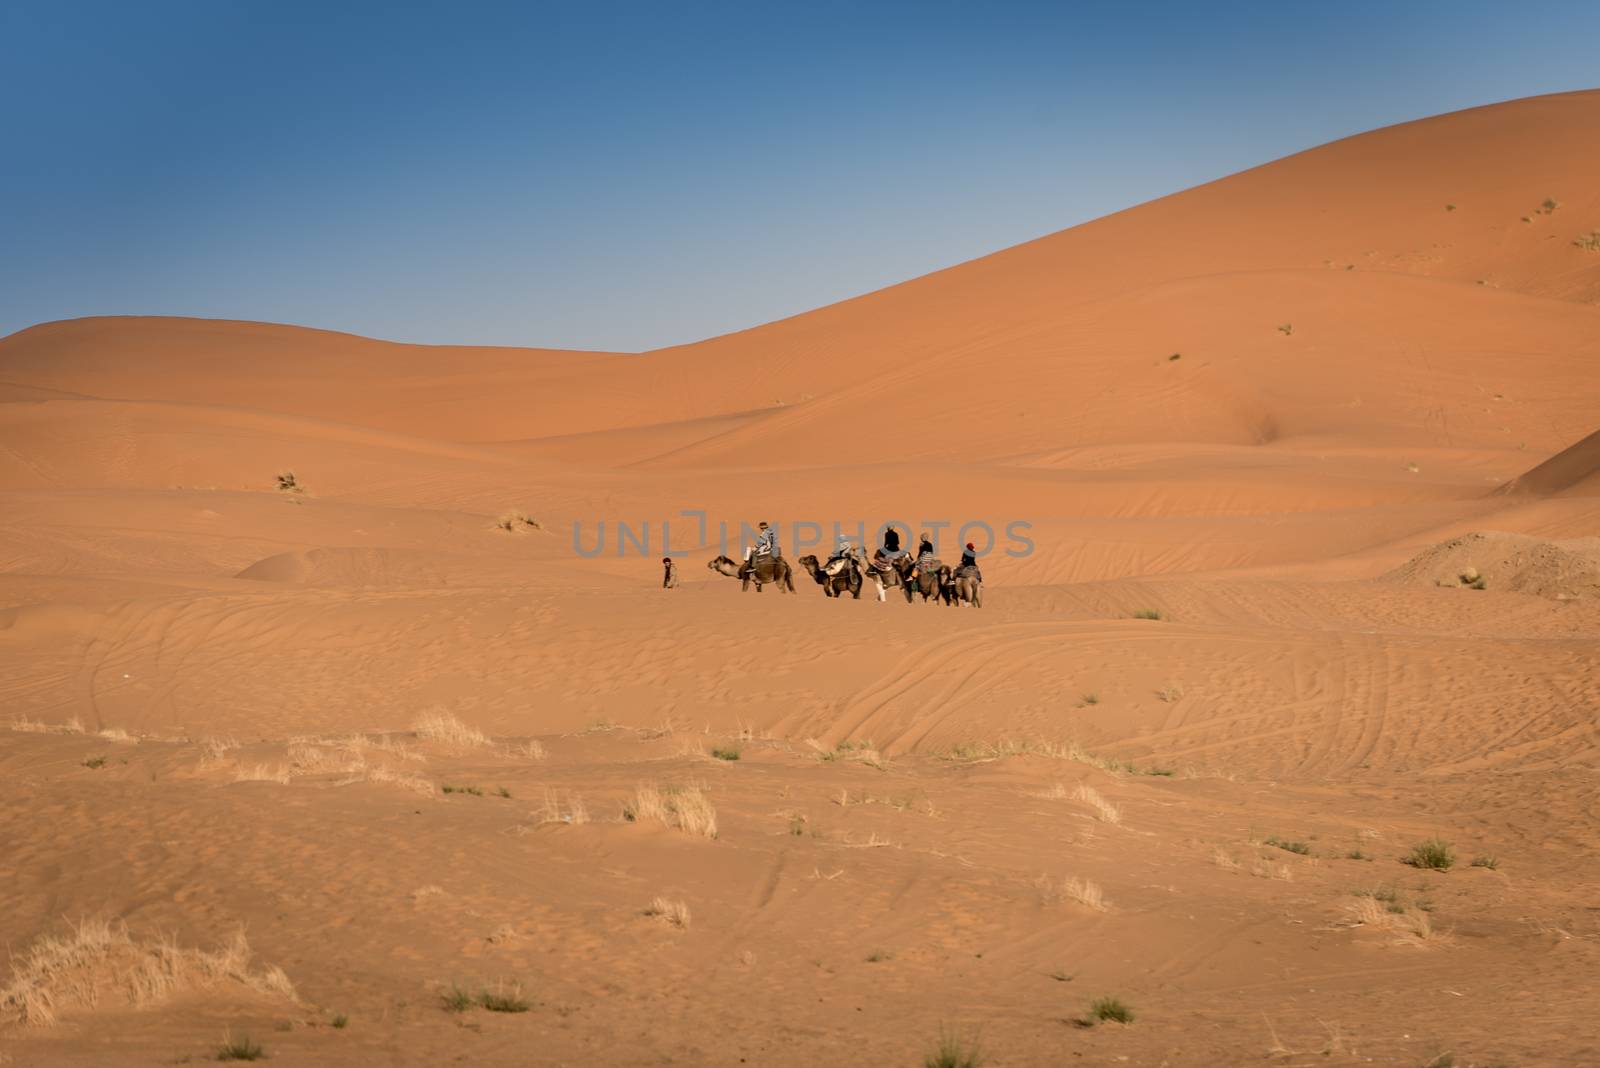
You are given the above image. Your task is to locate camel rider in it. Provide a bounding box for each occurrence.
[915,533,937,573]
[959,541,983,583]
[741,521,778,579]
[824,536,854,577]
[869,527,904,572]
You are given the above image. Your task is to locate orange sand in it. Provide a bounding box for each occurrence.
[2,89,1598,1066]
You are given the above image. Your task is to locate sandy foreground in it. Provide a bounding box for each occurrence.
[2,91,1598,1067]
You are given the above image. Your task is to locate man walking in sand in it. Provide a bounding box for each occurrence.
[662,556,679,588]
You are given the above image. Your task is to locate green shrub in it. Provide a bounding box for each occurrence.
[478,986,530,1013]
[440,984,475,1012]
[1089,996,1134,1024]
[216,1034,264,1061]
[1263,835,1311,856]
[1404,838,1455,871]
[924,1026,985,1068]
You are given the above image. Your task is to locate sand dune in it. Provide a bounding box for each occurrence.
[3,91,1600,1066]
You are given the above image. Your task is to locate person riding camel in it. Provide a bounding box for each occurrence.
[870,527,906,572]
[740,521,778,580]
[959,541,983,583]
[824,535,855,577]
[915,533,937,573]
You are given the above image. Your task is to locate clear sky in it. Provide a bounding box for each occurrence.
[3,2,1598,352]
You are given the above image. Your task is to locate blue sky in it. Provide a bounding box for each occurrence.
[3,1,1598,352]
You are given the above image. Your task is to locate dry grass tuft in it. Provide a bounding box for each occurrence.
[1072,784,1121,824]
[344,762,434,797]
[805,737,886,768]
[536,789,590,825]
[286,741,366,776]
[1037,875,1109,911]
[96,728,136,744]
[232,763,291,785]
[624,783,718,838]
[199,737,241,765]
[1346,896,1451,947]
[1155,684,1184,703]
[1211,848,1240,871]
[1250,859,1293,881]
[8,716,86,735]
[944,738,1130,775]
[643,897,691,929]
[0,919,294,1027]
[413,709,494,750]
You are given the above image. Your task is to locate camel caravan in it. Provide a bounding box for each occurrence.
[701,522,984,606]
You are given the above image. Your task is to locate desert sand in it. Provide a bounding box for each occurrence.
[2,89,1598,1067]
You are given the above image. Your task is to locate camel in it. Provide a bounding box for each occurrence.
[857,554,940,603]
[946,567,983,607]
[707,553,795,593]
[897,556,948,603]
[797,554,863,599]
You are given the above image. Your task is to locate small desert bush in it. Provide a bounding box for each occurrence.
[1250,859,1293,881]
[441,784,483,796]
[81,756,107,770]
[1573,230,1600,251]
[1347,895,1447,946]
[346,763,434,797]
[330,1013,348,1029]
[199,736,241,764]
[1072,784,1121,824]
[233,763,291,785]
[1037,874,1108,911]
[477,984,530,1013]
[1277,323,1293,335]
[217,1033,265,1061]
[0,919,293,1027]
[1132,609,1162,620]
[1404,838,1455,871]
[1263,835,1311,856]
[1078,692,1099,706]
[1155,684,1184,703]
[413,709,493,750]
[275,471,301,493]
[643,897,691,929]
[1470,854,1498,870]
[924,1026,985,1068]
[496,511,541,532]
[1539,196,1559,214]
[623,783,718,838]
[1167,352,1181,361]
[535,789,589,825]
[10,716,85,735]
[805,737,885,767]
[440,984,475,1012]
[711,746,741,761]
[1087,996,1134,1024]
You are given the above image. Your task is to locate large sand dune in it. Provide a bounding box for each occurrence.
[2,90,1599,1066]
